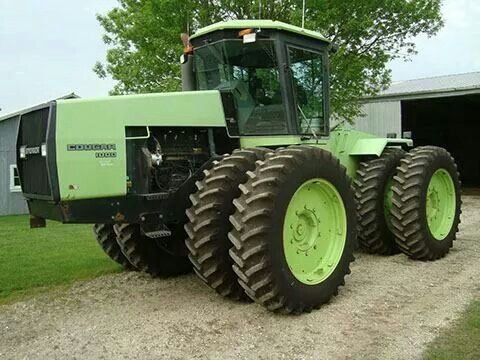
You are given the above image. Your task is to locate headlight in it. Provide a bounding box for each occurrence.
[41,143,47,157]
[19,146,26,159]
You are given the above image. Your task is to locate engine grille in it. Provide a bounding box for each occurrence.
[17,105,53,197]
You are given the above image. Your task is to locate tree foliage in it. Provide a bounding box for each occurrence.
[95,0,443,121]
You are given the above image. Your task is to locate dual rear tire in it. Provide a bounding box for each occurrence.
[354,146,461,260]
[354,148,405,255]
[391,146,462,260]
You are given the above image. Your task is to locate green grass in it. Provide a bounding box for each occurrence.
[424,300,480,360]
[0,215,122,305]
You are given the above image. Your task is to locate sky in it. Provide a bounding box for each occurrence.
[0,0,117,114]
[389,0,480,81]
[1,0,479,114]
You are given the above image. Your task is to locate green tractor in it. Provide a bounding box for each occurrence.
[16,20,462,314]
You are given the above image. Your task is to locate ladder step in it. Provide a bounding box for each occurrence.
[144,230,172,239]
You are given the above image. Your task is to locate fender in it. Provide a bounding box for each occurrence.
[326,128,413,177]
[350,137,413,157]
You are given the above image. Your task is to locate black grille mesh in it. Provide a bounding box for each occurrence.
[17,107,52,197]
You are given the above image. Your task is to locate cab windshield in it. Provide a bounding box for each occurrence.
[194,40,287,135]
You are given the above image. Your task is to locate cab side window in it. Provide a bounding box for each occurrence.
[288,47,325,136]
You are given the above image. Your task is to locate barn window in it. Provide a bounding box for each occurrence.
[9,165,21,192]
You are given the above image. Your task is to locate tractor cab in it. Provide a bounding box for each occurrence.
[184,20,331,138]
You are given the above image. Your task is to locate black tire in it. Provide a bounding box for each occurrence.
[93,224,134,270]
[391,146,462,260]
[354,148,405,255]
[228,146,357,314]
[185,148,271,300]
[115,223,192,277]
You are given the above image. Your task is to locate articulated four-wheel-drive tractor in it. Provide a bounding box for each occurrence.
[17,20,462,314]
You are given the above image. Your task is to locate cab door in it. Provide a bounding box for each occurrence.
[285,45,329,138]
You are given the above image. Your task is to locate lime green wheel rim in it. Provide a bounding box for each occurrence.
[283,179,347,285]
[426,169,456,240]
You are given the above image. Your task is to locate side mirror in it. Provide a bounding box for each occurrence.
[329,43,339,54]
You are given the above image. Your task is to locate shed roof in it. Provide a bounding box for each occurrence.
[374,72,480,101]
[0,93,79,123]
[191,20,330,43]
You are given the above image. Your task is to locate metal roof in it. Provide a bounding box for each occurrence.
[374,72,480,100]
[191,20,330,43]
[0,93,79,123]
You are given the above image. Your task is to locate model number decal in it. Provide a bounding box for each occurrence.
[25,146,41,155]
[68,144,117,159]
[67,144,116,151]
[95,152,117,158]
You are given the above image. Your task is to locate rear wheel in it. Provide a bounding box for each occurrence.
[354,148,405,255]
[115,223,192,277]
[228,146,357,313]
[391,146,462,260]
[185,148,271,300]
[93,224,134,270]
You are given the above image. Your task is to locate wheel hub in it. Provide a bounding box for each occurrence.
[283,179,347,285]
[291,208,320,252]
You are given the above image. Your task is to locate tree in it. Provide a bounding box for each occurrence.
[95,0,443,121]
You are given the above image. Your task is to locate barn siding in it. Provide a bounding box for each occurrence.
[0,117,28,216]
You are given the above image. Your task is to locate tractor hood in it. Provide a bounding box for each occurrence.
[17,90,228,204]
[56,90,226,129]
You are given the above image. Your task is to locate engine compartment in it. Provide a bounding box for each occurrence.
[126,127,235,195]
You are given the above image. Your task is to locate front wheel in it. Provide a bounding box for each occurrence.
[228,146,357,314]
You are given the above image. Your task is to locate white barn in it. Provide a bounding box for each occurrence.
[352,72,480,187]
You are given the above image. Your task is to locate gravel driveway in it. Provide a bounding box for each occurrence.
[1,196,479,360]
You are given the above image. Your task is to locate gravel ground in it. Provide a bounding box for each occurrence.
[1,196,479,360]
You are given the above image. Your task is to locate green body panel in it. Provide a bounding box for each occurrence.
[55,91,225,200]
[283,178,347,284]
[351,138,413,156]
[324,129,412,177]
[241,129,412,178]
[190,20,330,43]
[240,136,309,148]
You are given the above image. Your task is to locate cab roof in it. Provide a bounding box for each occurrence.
[190,20,330,43]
